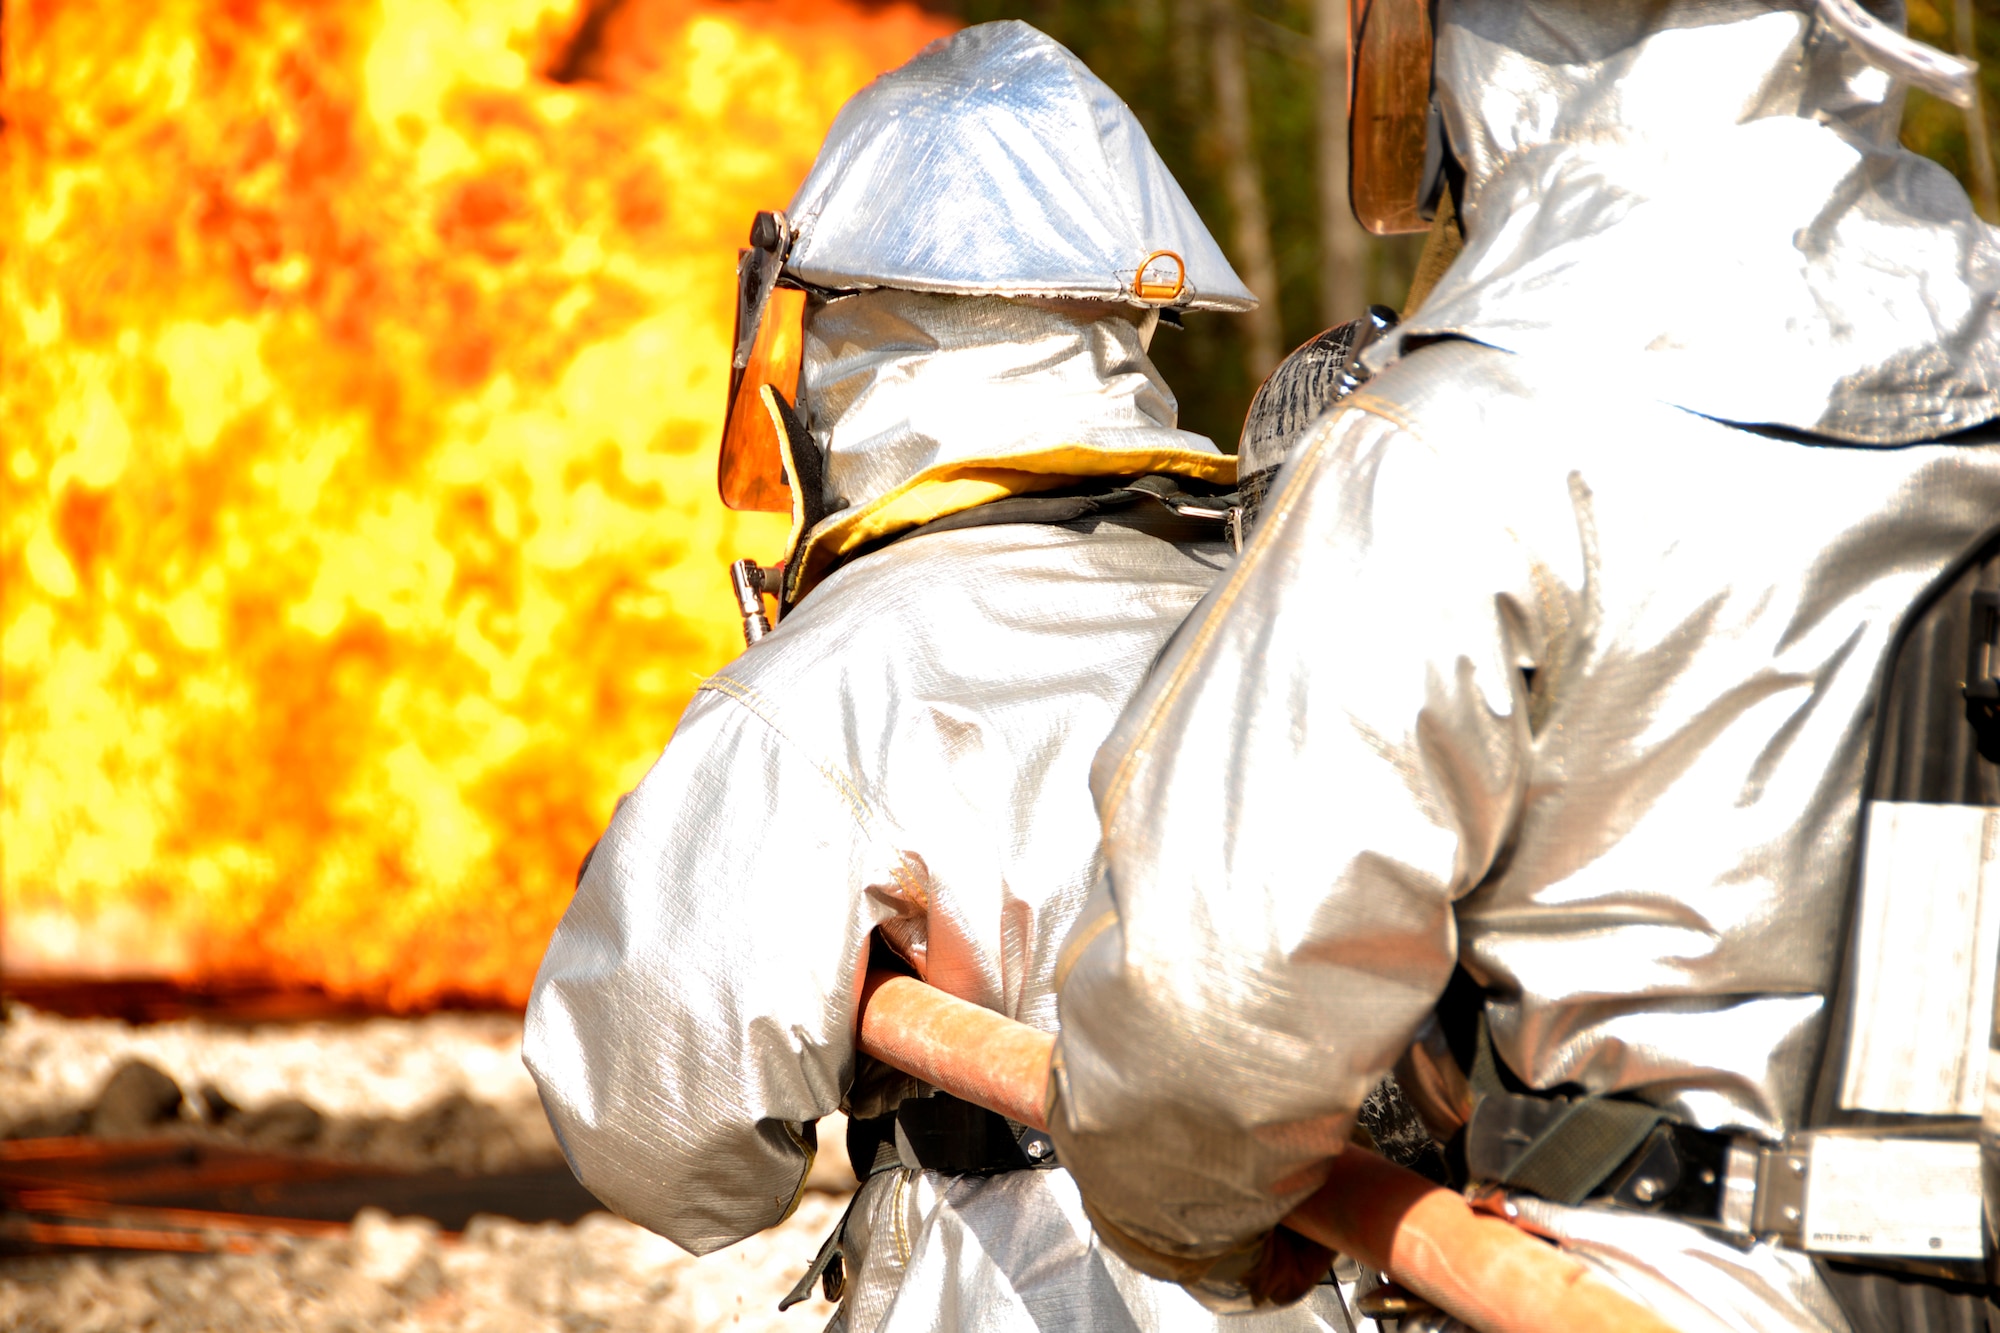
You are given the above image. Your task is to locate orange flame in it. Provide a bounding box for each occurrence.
[0,0,955,1008]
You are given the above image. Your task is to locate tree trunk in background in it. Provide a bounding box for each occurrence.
[1314,0,1369,325]
[1208,0,1283,381]
[1168,0,1208,118]
[1954,0,1999,223]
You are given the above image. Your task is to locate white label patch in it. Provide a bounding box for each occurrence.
[1841,802,2000,1117]
[1803,1136,1983,1259]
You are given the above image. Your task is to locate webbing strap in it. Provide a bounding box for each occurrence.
[1468,1013,1665,1207]
[1502,1099,1664,1207]
[1467,1010,1505,1097]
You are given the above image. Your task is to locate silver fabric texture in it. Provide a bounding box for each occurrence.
[1379,0,2000,444]
[840,1166,1358,1333]
[1509,1199,1856,1333]
[1372,1199,1852,1333]
[523,518,1354,1331]
[800,290,1215,521]
[1048,338,2000,1325]
[786,22,1256,312]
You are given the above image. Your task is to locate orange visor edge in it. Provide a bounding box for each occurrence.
[719,283,805,512]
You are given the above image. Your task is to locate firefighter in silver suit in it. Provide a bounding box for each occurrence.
[1048,3,2000,1330]
[523,22,1360,1333]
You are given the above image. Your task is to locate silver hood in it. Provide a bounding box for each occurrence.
[783,289,1234,599]
[1381,0,2000,444]
[785,21,1257,313]
[802,291,1216,517]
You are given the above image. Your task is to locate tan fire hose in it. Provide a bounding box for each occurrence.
[856,971,1682,1333]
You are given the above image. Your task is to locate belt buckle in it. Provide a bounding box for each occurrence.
[1765,1133,1983,1263]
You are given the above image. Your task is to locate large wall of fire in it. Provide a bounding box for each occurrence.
[1,0,954,1007]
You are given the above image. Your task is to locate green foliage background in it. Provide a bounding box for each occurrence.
[939,0,2000,448]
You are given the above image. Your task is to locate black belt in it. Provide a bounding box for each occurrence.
[847,1092,1059,1178]
[1464,1091,1999,1332]
[1466,1089,1734,1220]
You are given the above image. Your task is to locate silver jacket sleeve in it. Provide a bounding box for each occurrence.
[524,690,894,1254]
[1050,339,2000,1268]
[1049,372,1537,1264]
[523,519,1234,1263]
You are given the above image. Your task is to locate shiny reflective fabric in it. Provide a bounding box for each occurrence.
[1340,0,1977,238]
[1509,1198,1863,1333]
[524,518,1361,1332]
[722,18,1260,519]
[786,22,1256,312]
[525,15,1329,1329]
[847,1165,1359,1333]
[1391,0,2000,444]
[783,293,1235,603]
[802,292,1206,523]
[1049,333,2000,1327]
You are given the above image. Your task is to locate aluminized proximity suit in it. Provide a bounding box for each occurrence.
[1048,3,2000,1330]
[524,22,1358,1333]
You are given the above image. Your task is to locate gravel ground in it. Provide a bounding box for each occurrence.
[0,1200,848,1332]
[0,1004,539,1121]
[0,1006,853,1331]
[0,1005,560,1170]
[0,1004,851,1185]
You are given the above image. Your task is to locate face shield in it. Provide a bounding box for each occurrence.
[718,210,807,513]
[1347,0,1438,235]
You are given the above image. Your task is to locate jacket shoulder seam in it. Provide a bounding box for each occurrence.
[698,672,881,832]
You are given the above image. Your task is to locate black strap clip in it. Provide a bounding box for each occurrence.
[778,1193,851,1311]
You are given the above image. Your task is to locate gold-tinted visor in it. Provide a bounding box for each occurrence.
[1348,0,1434,236]
[719,212,805,513]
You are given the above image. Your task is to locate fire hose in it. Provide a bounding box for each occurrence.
[855,971,1682,1333]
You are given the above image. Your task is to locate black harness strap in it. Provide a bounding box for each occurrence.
[1462,1014,1668,1208]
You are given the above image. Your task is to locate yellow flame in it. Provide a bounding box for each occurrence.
[1,0,955,1007]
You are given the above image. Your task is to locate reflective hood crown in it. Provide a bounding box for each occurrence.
[783,21,1257,313]
[1381,0,2000,445]
[759,22,1241,606]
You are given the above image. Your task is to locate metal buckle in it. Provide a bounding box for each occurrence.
[1742,1133,1984,1264]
